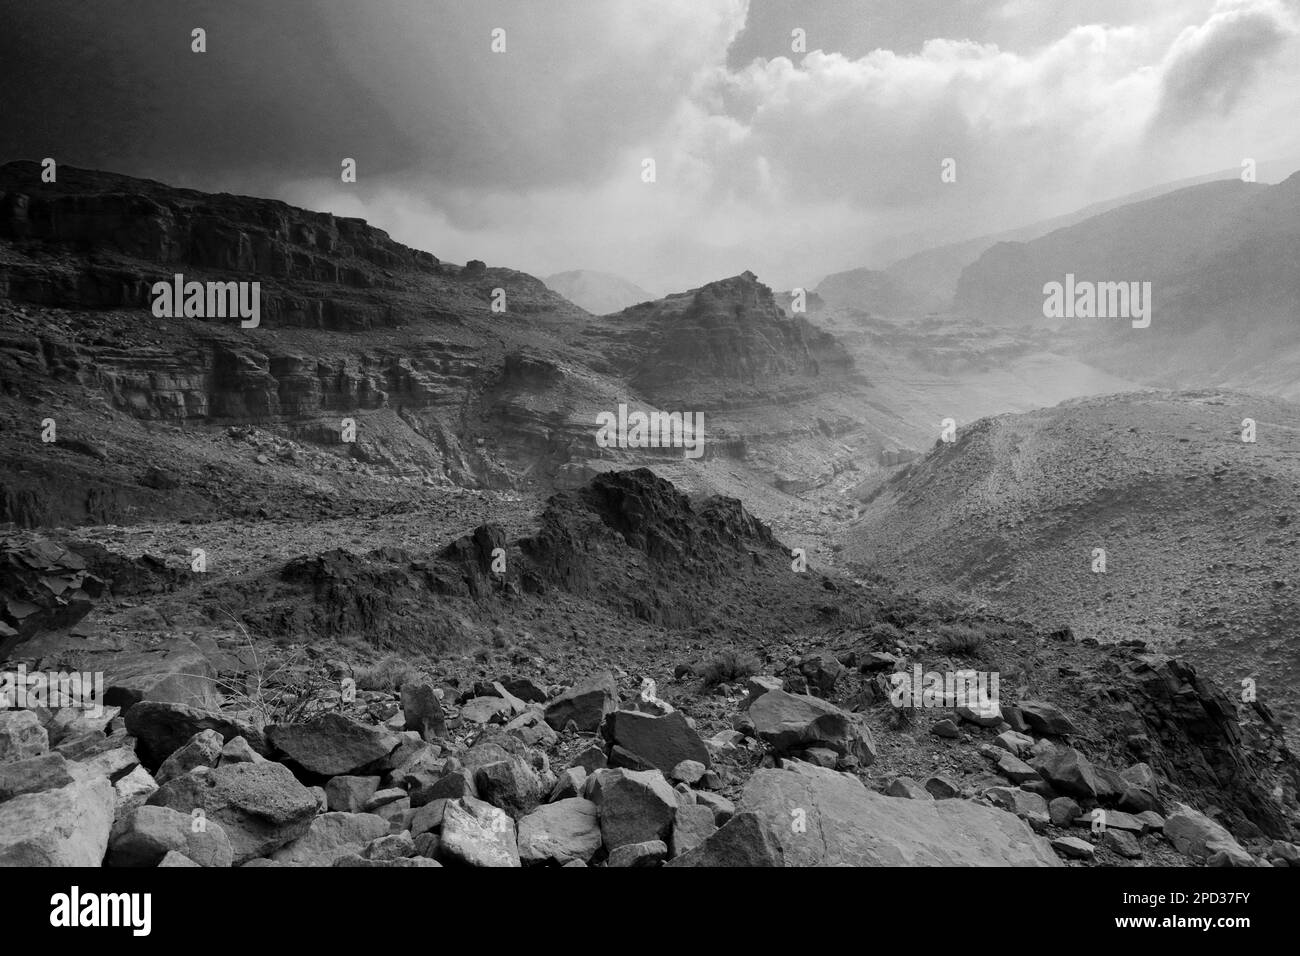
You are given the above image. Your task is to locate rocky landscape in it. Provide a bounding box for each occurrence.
[0,161,1297,868]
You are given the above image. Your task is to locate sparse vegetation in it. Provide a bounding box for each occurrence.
[933,623,998,659]
[699,649,760,687]
[355,654,422,692]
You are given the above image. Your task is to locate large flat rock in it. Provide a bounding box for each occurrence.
[741,765,1062,866]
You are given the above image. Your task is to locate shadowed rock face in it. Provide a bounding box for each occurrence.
[0,160,442,321]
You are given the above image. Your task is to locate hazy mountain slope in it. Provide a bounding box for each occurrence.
[543,269,652,315]
[813,267,916,315]
[951,173,1300,397]
[843,390,1300,740]
[883,162,1300,315]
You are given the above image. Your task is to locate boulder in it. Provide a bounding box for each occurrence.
[543,672,618,732]
[219,736,265,766]
[994,752,1040,784]
[0,751,74,801]
[923,775,961,799]
[608,840,667,867]
[666,811,784,867]
[601,709,710,775]
[1018,701,1080,736]
[1164,803,1251,864]
[0,776,115,865]
[439,796,520,867]
[154,729,224,785]
[670,803,718,857]
[1031,745,1102,800]
[473,756,542,818]
[108,805,233,867]
[741,676,783,710]
[1049,796,1081,827]
[748,690,876,765]
[124,701,266,768]
[588,768,678,851]
[1103,829,1142,859]
[741,765,1061,866]
[325,775,381,813]
[517,797,601,865]
[148,761,318,864]
[0,710,48,763]
[267,713,400,777]
[102,639,220,711]
[984,787,1050,832]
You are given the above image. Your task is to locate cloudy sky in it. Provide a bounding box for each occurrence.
[3,0,1299,293]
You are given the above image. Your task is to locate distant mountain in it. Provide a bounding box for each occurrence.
[951,172,1300,397]
[543,269,652,315]
[843,390,1300,745]
[812,268,916,316]
[845,160,1300,316]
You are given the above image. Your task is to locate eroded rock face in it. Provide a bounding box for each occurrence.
[740,765,1062,867]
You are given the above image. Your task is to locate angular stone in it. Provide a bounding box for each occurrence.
[439,796,520,867]
[361,832,416,861]
[0,751,73,801]
[0,776,115,865]
[268,811,390,866]
[995,752,1040,784]
[267,713,399,777]
[544,672,619,732]
[886,776,934,800]
[108,805,233,867]
[155,729,224,785]
[1052,836,1095,860]
[124,701,266,768]
[1018,701,1080,736]
[601,709,710,775]
[931,719,961,739]
[985,787,1050,832]
[102,640,220,711]
[474,756,542,818]
[325,775,381,813]
[741,675,783,710]
[741,765,1061,866]
[517,798,601,865]
[749,690,876,764]
[956,702,1003,728]
[148,762,317,864]
[666,811,784,867]
[1049,796,1081,827]
[0,710,48,763]
[1031,744,1102,800]
[1165,803,1250,864]
[671,803,718,857]
[1103,828,1142,859]
[608,839,667,867]
[993,730,1035,756]
[589,768,678,851]
[219,736,265,766]
[923,774,961,799]
[548,766,586,802]
[158,850,200,866]
[693,790,735,823]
